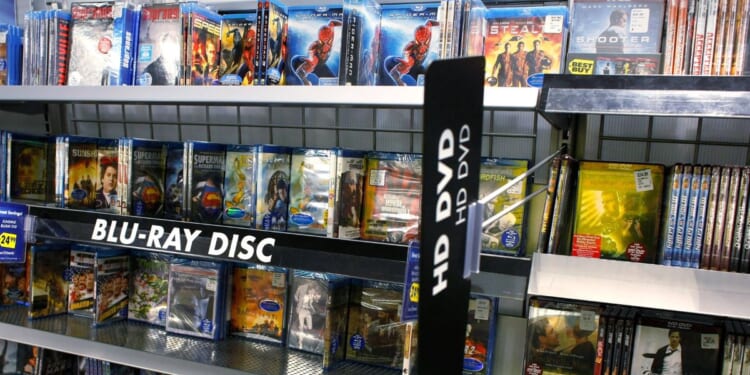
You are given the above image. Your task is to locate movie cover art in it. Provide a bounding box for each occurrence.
[36,348,77,375]
[230,264,287,344]
[630,312,722,375]
[255,145,292,231]
[185,4,222,85]
[0,254,28,306]
[567,0,666,54]
[136,3,183,86]
[346,280,408,369]
[67,248,96,318]
[287,272,332,354]
[263,0,288,85]
[7,133,52,204]
[483,6,568,88]
[0,341,38,374]
[223,145,257,227]
[464,295,498,375]
[129,251,170,326]
[29,243,69,319]
[286,5,343,86]
[565,52,661,75]
[322,277,350,369]
[331,149,365,239]
[67,2,116,86]
[288,148,336,236]
[164,142,184,220]
[340,0,382,85]
[65,137,99,210]
[572,161,665,263]
[524,298,601,375]
[378,3,440,86]
[187,141,226,224]
[167,260,224,339]
[479,158,529,256]
[361,152,422,244]
[219,13,257,85]
[128,139,167,217]
[95,138,119,213]
[95,252,129,325]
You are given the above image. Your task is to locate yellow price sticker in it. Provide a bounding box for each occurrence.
[409,282,419,303]
[0,232,17,249]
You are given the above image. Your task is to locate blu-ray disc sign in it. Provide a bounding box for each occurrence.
[90,218,275,263]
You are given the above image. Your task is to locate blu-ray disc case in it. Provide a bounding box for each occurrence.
[93,248,129,325]
[255,145,292,231]
[230,263,288,344]
[121,138,168,217]
[378,3,440,86]
[164,142,185,220]
[185,141,226,224]
[29,242,69,319]
[6,133,54,205]
[0,249,29,307]
[330,148,365,239]
[167,258,227,340]
[67,246,97,318]
[136,3,184,85]
[223,144,257,227]
[286,5,343,86]
[340,0,382,85]
[219,12,257,85]
[287,148,336,236]
[129,251,170,326]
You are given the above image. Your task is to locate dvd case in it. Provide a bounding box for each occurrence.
[129,251,170,326]
[6,133,54,205]
[286,5,343,86]
[261,0,288,85]
[361,152,422,244]
[67,246,96,318]
[164,142,185,220]
[0,251,29,306]
[63,136,99,210]
[94,248,129,325]
[184,3,222,85]
[571,161,665,262]
[287,148,336,236]
[524,298,601,375]
[230,263,287,344]
[123,138,168,217]
[340,0,382,85]
[95,137,119,213]
[463,294,498,375]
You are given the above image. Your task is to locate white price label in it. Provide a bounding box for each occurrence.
[635,169,654,192]
[580,310,596,332]
[369,169,386,187]
[629,8,650,33]
[205,278,217,292]
[272,272,286,288]
[701,333,720,349]
[544,15,564,34]
[473,299,491,321]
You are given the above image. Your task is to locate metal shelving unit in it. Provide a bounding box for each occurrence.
[0,306,399,375]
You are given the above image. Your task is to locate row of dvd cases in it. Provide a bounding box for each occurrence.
[0,75,749,374]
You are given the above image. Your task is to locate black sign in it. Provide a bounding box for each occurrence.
[418,57,484,374]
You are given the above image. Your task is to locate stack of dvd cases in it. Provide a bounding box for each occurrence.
[0,24,24,85]
[22,9,71,85]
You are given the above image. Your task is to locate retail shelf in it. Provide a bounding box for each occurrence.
[528,253,750,320]
[0,306,399,375]
[27,205,531,285]
[0,86,539,109]
[538,75,750,128]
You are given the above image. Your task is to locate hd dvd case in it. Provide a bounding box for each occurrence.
[286,5,343,86]
[479,158,530,256]
[230,263,288,344]
[287,148,336,236]
[463,294,498,375]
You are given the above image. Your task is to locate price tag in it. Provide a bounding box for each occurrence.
[580,310,596,332]
[635,169,654,192]
[401,241,420,322]
[0,202,28,263]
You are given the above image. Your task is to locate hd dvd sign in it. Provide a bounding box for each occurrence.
[418,57,484,375]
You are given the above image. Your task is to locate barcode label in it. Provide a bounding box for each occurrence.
[635,169,654,192]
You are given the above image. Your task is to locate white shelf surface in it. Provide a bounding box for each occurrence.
[528,253,750,320]
[0,86,539,109]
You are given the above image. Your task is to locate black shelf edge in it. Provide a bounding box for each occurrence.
[539,75,750,127]
[27,206,407,282]
[478,253,531,278]
[0,306,399,375]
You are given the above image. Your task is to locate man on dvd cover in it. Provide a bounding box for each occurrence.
[94,158,117,210]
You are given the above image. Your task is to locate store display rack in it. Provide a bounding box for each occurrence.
[0,306,399,375]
